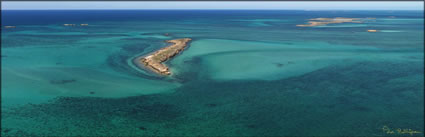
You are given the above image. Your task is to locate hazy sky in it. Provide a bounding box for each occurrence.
[2,1,424,10]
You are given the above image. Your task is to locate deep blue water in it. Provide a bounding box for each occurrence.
[2,10,424,25]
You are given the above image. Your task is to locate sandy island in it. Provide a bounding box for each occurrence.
[4,26,16,29]
[296,17,366,27]
[136,38,192,75]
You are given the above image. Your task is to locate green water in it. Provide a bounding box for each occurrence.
[1,10,424,136]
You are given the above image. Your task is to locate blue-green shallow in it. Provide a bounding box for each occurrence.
[1,10,424,136]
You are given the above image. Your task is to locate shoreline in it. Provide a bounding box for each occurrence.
[134,38,192,76]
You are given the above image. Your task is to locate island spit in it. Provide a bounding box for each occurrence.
[137,38,192,75]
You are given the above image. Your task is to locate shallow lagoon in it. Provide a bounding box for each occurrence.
[1,10,424,136]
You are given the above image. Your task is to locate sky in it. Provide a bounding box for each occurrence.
[1,1,424,10]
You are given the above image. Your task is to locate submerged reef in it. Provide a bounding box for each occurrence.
[2,61,423,136]
[49,79,77,85]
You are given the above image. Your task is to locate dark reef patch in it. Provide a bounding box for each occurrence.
[138,126,147,131]
[171,56,203,83]
[49,79,76,85]
[275,63,284,67]
[1,128,36,137]
[5,94,183,125]
[2,129,11,133]
[3,61,424,136]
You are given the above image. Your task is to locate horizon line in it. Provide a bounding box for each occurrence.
[2,9,424,11]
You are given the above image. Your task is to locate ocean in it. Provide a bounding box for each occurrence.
[1,10,424,136]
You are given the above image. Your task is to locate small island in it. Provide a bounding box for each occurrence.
[296,17,364,27]
[137,38,192,75]
[367,29,378,32]
[63,24,88,26]
[63,24,76,26]
[4,26,16,29]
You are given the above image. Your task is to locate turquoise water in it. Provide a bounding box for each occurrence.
[1,10,424,136]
